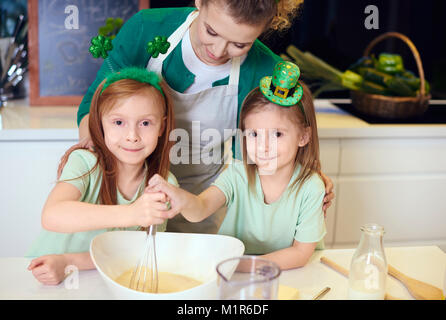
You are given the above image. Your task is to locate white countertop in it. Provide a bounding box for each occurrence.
[1,246,444,300]
[1,99,446,141]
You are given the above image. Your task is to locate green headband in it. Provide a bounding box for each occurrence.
[101,67,165,97]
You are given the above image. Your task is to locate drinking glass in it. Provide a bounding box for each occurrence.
[216,256,281,300]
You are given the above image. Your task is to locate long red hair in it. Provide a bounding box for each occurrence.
[57,79,175,205]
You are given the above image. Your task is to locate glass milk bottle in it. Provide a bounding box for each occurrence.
[348,223,387,300]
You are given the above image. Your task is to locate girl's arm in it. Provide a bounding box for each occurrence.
[147,174,226,222]
[28,252,95,285]
[182,186,227,222]
[42,181,169,233]
[260,240,317,270]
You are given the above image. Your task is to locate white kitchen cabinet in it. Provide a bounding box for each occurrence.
[319,139,340,176]
[0,139,77,257]
[335,175,446,246]
[331,137,446,251]
[340,138,446,174]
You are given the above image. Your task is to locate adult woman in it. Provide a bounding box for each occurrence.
[77,0,334,233]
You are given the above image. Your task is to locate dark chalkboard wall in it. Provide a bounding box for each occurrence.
[29,0,147,105]
[38,0,140,96]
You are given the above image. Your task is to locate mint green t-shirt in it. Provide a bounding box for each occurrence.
[213,160,326,255]
[25,149,178,258]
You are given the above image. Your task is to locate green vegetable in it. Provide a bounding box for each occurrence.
[358,67,392,87]
[348,57,374,72]
[415,81,431,95]
[383,76,416,97]
[376,53,405,74]
[415,85,430,96]
[401,70,416,79]
[360,80,389,95]
[341,70,363,90]
[396,75,431,95]
[282,45,432,98]
[425,81,430,94]
[359,67,427,97]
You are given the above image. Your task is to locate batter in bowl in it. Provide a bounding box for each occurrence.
[115,268,202,293]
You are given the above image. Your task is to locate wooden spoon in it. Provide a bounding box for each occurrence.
[319,256,399,300]
[388,264,444,300]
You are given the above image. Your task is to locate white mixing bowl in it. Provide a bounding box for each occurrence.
[90,230,245,299]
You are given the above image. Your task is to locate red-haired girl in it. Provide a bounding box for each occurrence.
[26,67,177,285]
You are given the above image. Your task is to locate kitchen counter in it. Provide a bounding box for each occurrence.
[1,246,444,300]
[1,99,446,140]
[0,99,78,140]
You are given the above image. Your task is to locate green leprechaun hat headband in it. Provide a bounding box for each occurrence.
[101,67,165,97]
[260,61,307,121]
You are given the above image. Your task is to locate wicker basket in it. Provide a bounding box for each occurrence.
[350,32,431,120]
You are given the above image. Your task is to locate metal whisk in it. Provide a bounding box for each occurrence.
[129,225,158,293]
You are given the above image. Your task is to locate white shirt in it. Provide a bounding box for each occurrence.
[182,29,247,94]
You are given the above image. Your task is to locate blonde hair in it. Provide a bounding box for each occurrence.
[240,81,321,196]
[200,0,304,33]
[270,0,304,32]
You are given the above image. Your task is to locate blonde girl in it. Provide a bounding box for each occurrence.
[147,61,326,270]
[26,67,178,284]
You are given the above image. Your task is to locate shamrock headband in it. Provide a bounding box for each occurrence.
[259,61,307,122]
[101,67,164,97]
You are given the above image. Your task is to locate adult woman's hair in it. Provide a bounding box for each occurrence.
[199,0,304,33]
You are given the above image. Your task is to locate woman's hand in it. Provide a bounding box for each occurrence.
[58,114,94,179]
[78,114,93,149]
[320,171,335,217]
[27,255,69,285]
[78,136,94,150]
[127,191,171,227]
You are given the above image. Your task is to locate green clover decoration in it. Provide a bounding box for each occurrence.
[147,36,170,58]
[89,35,113,59]
[98,17,123,40]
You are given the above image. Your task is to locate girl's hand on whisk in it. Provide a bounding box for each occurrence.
[146,174,185,218]
[127,191,171,227]
[147,174,226,223]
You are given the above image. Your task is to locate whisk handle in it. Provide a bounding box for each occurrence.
[147,224,157,236]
